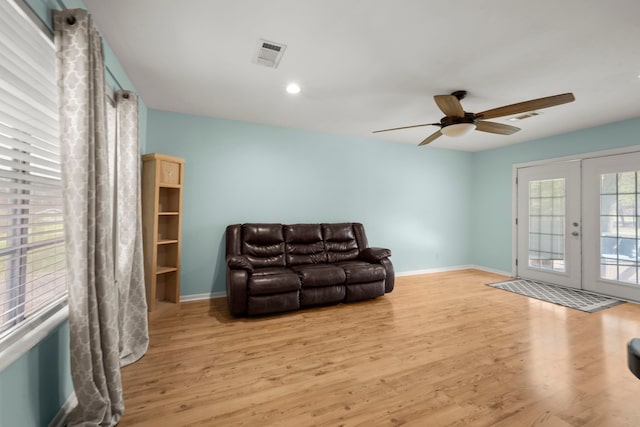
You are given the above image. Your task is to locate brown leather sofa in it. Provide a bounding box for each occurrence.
[225,223,394,316]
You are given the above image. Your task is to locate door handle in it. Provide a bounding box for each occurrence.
[572,231,579,237]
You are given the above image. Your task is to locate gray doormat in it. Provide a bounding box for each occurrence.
[487,278,625,313]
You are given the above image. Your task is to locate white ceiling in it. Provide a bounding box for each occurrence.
[83,0,640,151]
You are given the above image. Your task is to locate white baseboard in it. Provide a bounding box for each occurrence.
[181,291,226,302]
[397,265,512,277]
[181,266,512,301]
[469,265,513,277]
[396,265,474,276]
[48,392,76,427]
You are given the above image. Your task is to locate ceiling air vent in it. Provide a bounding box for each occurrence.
[508,111,541,122]
[254,39,287,68]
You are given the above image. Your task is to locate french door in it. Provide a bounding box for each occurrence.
[516,161,581,288]
[582,152,640,301]
[516,151,640,302]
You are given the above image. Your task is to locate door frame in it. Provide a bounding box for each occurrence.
[511,144,640,277]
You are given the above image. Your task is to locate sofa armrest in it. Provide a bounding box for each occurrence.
[226,269,248,316]
[380,258,394,293]
[359,247,391,263]
[227,255,254,273]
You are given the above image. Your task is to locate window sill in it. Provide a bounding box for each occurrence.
[0,298,68,372]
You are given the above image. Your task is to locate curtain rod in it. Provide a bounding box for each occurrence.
[106,67,124,92]
[51,0,124,91]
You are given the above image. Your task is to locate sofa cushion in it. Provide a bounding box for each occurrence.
[323,223,360,263]
[284,224,327,265]
[242,223,285,268]
[345,281,385,302]
[291,264,346,287]
[248,268,301,295]
[337,260,386,284]
[247,291,300,315]
[301,285,345,306]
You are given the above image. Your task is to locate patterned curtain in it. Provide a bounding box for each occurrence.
[114,91,149,366]
[54,9,148,426]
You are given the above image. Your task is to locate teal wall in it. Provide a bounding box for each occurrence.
[0,323,72,427]
[0,1,146,426]
[147,111,640,298]
[470,117,640,272]
[146,110,474,296]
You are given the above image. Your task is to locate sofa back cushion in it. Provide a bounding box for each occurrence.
[323,223,360,263]
[284,224,327,266]
[241,223,285,268]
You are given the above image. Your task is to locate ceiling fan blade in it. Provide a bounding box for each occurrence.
[418,130,443,146]
[475,93,575,120]
[475,121,521,135]
[434,95,465,118]
[372,123,440,133]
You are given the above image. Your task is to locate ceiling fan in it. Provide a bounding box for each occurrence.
[373,90,575,146]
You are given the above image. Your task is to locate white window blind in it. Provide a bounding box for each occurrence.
[0,0,66,340]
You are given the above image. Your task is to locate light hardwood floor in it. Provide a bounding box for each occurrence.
[119,270,640,426]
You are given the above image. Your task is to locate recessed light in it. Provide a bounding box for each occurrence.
[286,83,301,94]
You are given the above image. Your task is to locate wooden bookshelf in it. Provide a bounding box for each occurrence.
[141,153,184,317]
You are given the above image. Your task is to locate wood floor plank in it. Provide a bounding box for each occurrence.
[119,270,640,426]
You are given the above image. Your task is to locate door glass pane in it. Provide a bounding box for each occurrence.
[618,172,636,193]
[599,172,639,284]
[600,195,617,215]
[529,178,566,272]
[601,174,617,194]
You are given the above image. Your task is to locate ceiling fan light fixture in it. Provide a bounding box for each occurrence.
[372,91,574,145]
[441,122,476,137]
